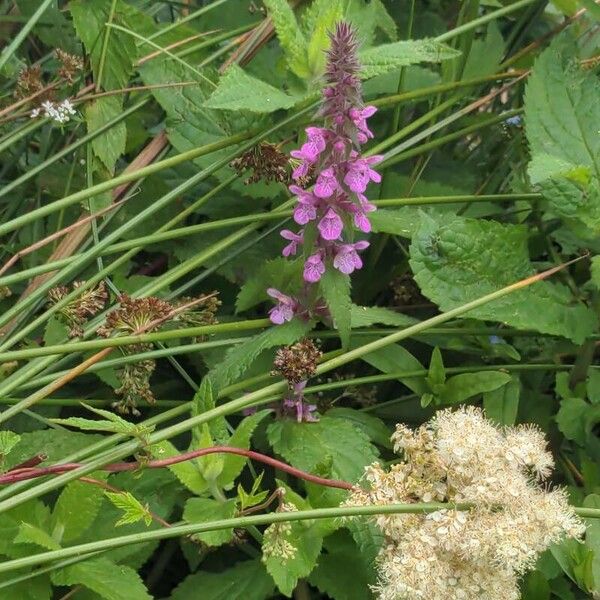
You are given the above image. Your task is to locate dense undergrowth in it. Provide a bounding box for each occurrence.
[0,0,599,598]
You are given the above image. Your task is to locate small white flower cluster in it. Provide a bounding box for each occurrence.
[262,501,298,562]
[30,99,76,123]
[347,406,586,600]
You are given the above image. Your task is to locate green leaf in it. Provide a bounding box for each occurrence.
[262,0,309,79]
[170,560,275,600]
[326,408,392,449]
[359,39,460,78]
[50,403,154,438]
[14,522,60,550]
[267,415,378,485]
[525,34,600,234]
[556,397,593,445]
[52,557,152,600]
[236,259,303,313]
[0,500,52,558]
[369,208,419,237]
[350,304,417,329]
[320,268,352,348]
[440,371,511,405]
[263,520,323,597]
[205,64,297,112]
[69,0,141,90]
[44,316,69,345]
[305,0,343,76]
[427,347,446,390]
[237,472,269,512]
[149,439,208,495]
[309,530,372,600]
[484,377,520,425]
[522,571,551,600]
[52,478,107,542]
[591,256,600,289]
[358,340,427,395]
[104,491,153,527]
[0,430,20,470]
[217,409,271,489]
[409,212,597,343]
[183,498,237,547]
[208,319,312,391]
[345,518,384,585]
[0,572,51,600]
[85,96,127,172]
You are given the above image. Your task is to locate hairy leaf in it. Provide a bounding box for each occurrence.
[52,557,152,600]
[149,440,208,496]
[205,64,297,112]
[85,96,127,172]
[525,34,600,234]
[183,498,237,547]
[208,319,312,391]
[14,522,60,550]
[320,268,352,348]
[409,212,597,342]
[359,39,460,78]
[170,560,275,600]
[350,304,417,328]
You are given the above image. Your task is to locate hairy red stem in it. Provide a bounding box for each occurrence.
[1,446,354,491]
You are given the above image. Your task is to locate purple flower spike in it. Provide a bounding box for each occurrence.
[318,208,344,240]
[344,155,384,194]
[333,241,369,275]
[267,288,298,324]
[304,253,325,283]
[314,167,339,198]
[280,229,303,257]
[349,106,377,142]
[290,185,318,225]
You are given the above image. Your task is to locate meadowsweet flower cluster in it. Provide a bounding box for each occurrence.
[268,22,381,324]
[347,407,585,600]
[262,501,298,561]
[30,99,77,123]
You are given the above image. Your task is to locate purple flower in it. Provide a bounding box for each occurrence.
[349,106,377,142]
[280,229,303,257]
[314,167,339,198]
[303,253,325,283]
[267,288,298,324]
[318,208,343,240]
[290,185,318,225]
[333,241,369,275]
[343,155,383,194]
[283,381,318,422]
[302,127,328,160]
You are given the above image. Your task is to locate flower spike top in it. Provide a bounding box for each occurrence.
[268,22,382,324]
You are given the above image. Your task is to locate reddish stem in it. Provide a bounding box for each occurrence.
[1,446,354,491]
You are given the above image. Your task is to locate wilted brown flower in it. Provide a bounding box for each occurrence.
[114,359,156,416]
[15,65,44,100]
[48,281,108,338]
[272,338,322,383]
[98,294,172,338]
[230,142,290,185]
[55,49,83,83]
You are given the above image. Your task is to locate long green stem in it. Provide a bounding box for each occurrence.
[0,262,571,513]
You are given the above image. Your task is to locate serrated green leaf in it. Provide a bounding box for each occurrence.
[183,497,237,547]
[170,560,275,600]
[309,530,372,600]
[208,319,312,391]
[525,34,600,234]
[14,522,60,550]
[52,557,152,600]
[267,415,378,485]
[483,377,520,425]
[359,39,460,78]
[263,520,323,597]
[44,316,68,346]
[306,1,343,76]
[149,440,208,495]
[263,0,310,79]
[85,96,127,172]
[236,258,303,313]
[409,212,597,343]
[320,268,352,348]
[369,207,419,237]
[69,0,142,90]
[52,477,107,542]
[0,430,20,459]
[345,518,383,584]
[440,371,511,405]
[105,491,153,527]
[0,500,52,558]
[218,409,271,489]
[205,64,297,112]
[325,408,392,449]
[350,304,417,329]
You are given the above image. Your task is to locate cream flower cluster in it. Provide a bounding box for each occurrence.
[347,407,585,600]
[30,99,76,123]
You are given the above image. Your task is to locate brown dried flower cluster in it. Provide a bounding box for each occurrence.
[98,293,220,414]
[272,338,322,383]
[230,142,290,185]
[347,407,585,600]
[15,65,45,100]
[48,281,108,338]
[55,49,84,84]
